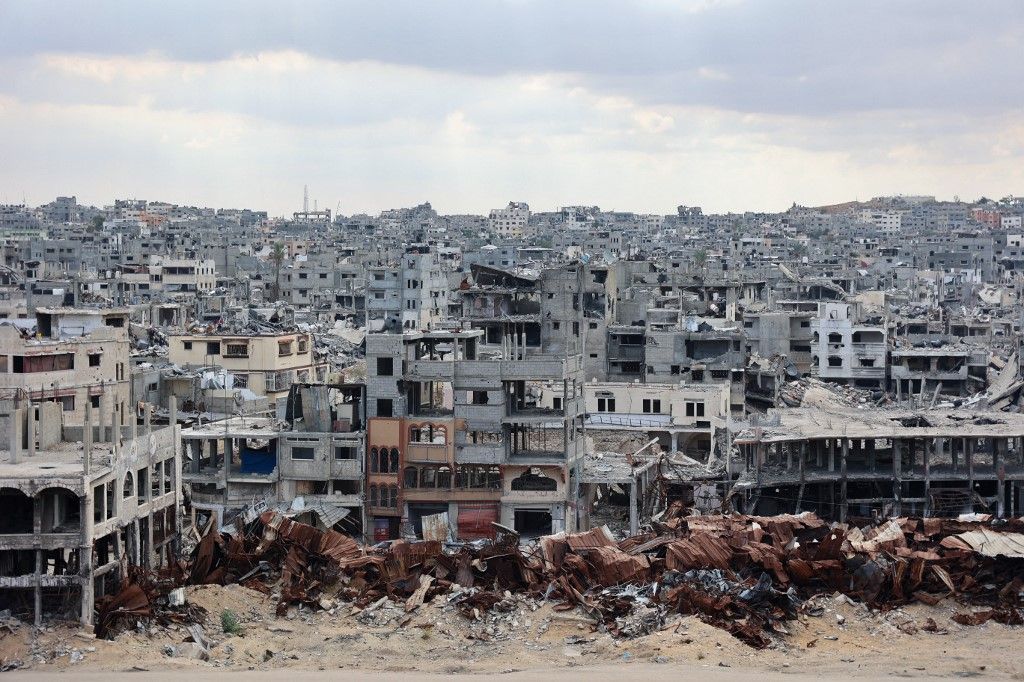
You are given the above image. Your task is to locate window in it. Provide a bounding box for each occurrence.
[225,343,249,358]
[828,356,843,367]
[122,471,134,499]
[234,374,248,388]
[377,399,393,417]
[88,353,101,367]
[183,341,193,350]
[90,395,100,408]
[642,399,661,414]
[291,446,315,460]
[552,397,563,410]
[377,357,394,376]
[471,391,489,405]
[206,341,220,355]
[597,397,616,412]
[334,446,356,460]
[390,448,400,472]
[278,341,293,356]
[137,468,148,502]
[370,447,379,472]
[552,321,559,331]
[685,401,705,417]
[13,354,74,373]
[404,466,418,488]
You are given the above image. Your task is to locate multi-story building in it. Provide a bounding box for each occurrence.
[0,395,182,625]
[810,301,887,389]
[364,320,586,541]
[0,308,131,429]
[167,330,324,409]
[487,202,530,239]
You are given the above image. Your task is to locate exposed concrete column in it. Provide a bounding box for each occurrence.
[27,405,37,458]
[33,493,43,627]
[129,401,138,442]
[892,436,903,517]
[9,407,22,465]
[839,438,849,523]
[101,391,111,443]
[966,437,974,511]
[670,432,678,455]
[80,485,95,626]
[628,479,639,535]
[923,437,932,517]
[83,400,93,477]
[143,403,152,435]
[828,439,835,472]
[996,437,1005,518]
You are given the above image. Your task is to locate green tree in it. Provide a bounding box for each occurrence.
[270,242,285,301]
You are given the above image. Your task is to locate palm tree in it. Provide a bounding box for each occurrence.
[270,242,285,301]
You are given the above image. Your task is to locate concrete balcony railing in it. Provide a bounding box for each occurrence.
[406,359,455,380]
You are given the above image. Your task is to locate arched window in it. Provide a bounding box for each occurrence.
[421,467,437,488]
[389,448,400,472]
[404,466,418,488]
[409,426,421,444]
[122,471,135,499]
[388,484,399,507]
[370,447,379,473]
[369,484,378,507]
[436,465,452,489]
[431,425,447,445]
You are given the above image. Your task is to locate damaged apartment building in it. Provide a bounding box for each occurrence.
[363,262,589,540]
[0,394,181,625]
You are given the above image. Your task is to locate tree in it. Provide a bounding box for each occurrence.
[270,242,285,301]
[88,215,104,233]
[693,250,708,280]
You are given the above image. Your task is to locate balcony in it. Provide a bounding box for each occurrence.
[406,359,455,380]
[405,442,449,463]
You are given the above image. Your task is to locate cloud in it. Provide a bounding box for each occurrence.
[0,1,1021,214]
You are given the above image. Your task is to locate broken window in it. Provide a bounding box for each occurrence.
[827,356,843,367]
[291,446,315,460]
[376,357,394,377]
[510,470,557,491]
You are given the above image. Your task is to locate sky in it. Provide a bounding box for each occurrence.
[0,1,1022,217]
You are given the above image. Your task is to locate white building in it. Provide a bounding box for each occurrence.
[488,202,530,238]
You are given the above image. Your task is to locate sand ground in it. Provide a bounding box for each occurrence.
[0,583,1019,678]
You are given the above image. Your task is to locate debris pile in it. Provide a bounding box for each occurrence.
[779,377,890,409]
[102,511,1024,650]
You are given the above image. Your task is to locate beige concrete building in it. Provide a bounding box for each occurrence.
[0,308,131,429]
[167,331,325,408]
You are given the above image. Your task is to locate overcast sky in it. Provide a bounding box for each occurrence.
[1,1,1021,216]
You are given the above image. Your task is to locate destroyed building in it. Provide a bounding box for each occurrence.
[0,395,181,625]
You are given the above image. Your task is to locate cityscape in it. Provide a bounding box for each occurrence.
[1,0,1023,678]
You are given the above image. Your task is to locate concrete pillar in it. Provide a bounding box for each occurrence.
[80,489,94,626]
[83,400,93,477]
[9,407,22,465]
[27,405,37,458]
[923,437,932,517]
[129,402,138,442]
[996,438,1005,518]
[628,480,639,535]
[840,438,849,523]
[966,437,974,511]
[892,436,902,516]
[143,404,152,435]
[101,391,111,443]
[33,494,42,626]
